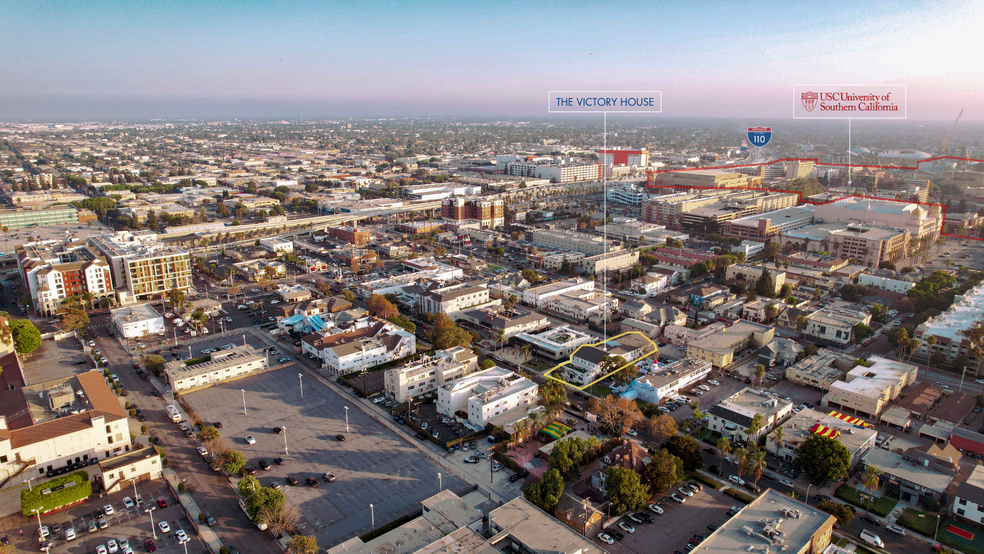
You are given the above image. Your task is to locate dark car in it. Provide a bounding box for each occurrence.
[814,494,833,503]
[214,422,223,429]
[703,447,716,454]
[638,512,654,523]
[707,523,720,531]
[259,459,270,471]
[152,436,162,446]
[275,457,286,465]
[274,426,283,434]
[204,512,217,527]
[94,507,106,518]
[244,466,257,475]
[156,496,167,508]
[861,514,880,526]
[286,476,299,486]
[307,477,320,488]
[145,538,157,552]
[336,434,346,442]
[0,535,8,546]
[508,473,522,483]
[152,390,161,397]
[709,464,721,475]
[415,432,428,441]
[611,530,624,541]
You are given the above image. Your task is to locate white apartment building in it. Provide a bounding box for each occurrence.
[384,347,478,403]
[527,229,617,256]
[111,304,165,339]
[302,317,416,375]
[418,282,493,315]
[915,283,984,371]
[708,387,793,444]
[164,345,269,392]
[804,306,872,347]
[436,367,538,427]
[630,272,669,296]
[17,241,114,317]
[523,278,594,308]
[259,237,294,255]
[515,326,596,362]
[543,291,618,323]
[622,358,712,405]
[824,356,918,418]
[858,273,915,294]
[87,231,192,301]
[605,185,648,206]
[953,465,984,525]
[0,371,133,488]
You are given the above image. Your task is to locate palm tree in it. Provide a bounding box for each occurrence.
[734,447,749,480]
[520,343,532,366]
[717,436,732,458]
[754,364,766,385]
[747,413,764,446]
[860,465,883,514]
[585,435,601,457]
[80,291,94,311]
[770,427,785,456]
[751,450,767,488]
[495,329,506,352]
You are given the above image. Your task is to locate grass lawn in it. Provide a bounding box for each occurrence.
[587,383,613,398]
[897,507,941,537]
[834,484,898,517]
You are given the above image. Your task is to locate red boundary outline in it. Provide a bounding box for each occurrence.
[643,156,984,242]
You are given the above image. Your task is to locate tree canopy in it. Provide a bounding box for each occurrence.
[524,468,564,513]
[547,437,587,481]
[797,434,851,481]
[665,435,703,471]
[588,395,644,436]
[640,448,684,493]
[605,467,650,514]
[10,319,41,355]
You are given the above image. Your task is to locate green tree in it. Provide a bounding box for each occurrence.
[797,435,851,481]
[479,359,495,370]
[756,268,775,297]
[10,319,41,355]
[342,289,356,303]
[717,436,732,458]
[286,535,319,554]
[818,499,854,526]
[853,323,874,344]
[222,448,247,475]
[640,448,684,493]
[754,364,766,385]
[547,437,587,482]
[61,307,90,332]
[604,466,650,514]
[167,287,186,309]
[142,354,166,374]
[600,355,635,386]
[665,435,703,471]
[750,450,767,487]
[524,468,564,512]
[244,487,286,523]
[538,379,568,412]
[197,425,220,444]
[238,474,260,497]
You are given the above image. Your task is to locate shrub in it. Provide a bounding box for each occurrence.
[220,547,230,554]
[724,487,755,504]
[199,513,206,522]
[140,425,147,435]
[20,471,91,516]
[129,409,137,416]
[177,482,185,492]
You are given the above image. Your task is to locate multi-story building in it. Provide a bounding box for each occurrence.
[17,240,113,317]
[622,358,712,405]
[578,249,639,276]
[111,304,165,339]
[648,169,750,190]
[775,407,878,466]
[562,334,655,386]
[824,356,918,418]
[629,272,669,296]
[721,206,816,242]
[527,229,618,256]
[436,366,537,426]
[0,205,80,229]
[301,317,416,375]
[696,489,836,554]
[514,326,595,362]
[0,370,133,488]
[542,291,618,323]
[233,259,287,281]
[235,196,282,211]
[605,184,648,205]
[418,282,493,315]
[441,197,505,228]
[164,345,269,392]
[505,161,602,184]
[826,225,909,268]
[785,349,849,389]
[708,387,793,444]
[813,197,943,242]
[858,272,916,294]
[725,264,786,296]
[457,306,549,339]
[803,305,871,347]
[598,148,649,167]
[686,320,774,369]
[87,231,191,301]
[258,237,294,255]
[384,347,478,403]
[915,283,984,373]
[522,278,594,308]
[862,448,952,505]
[327,225,371,246]
[953,465,984,525]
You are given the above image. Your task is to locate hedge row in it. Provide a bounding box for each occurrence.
[21,471,91,516]
[723,487,755,504]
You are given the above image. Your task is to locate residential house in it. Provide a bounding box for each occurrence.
[301,317,416,375]
[803,305,872,347]
[758,338,804,368]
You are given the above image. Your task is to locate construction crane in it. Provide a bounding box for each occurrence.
[942,109,964,155]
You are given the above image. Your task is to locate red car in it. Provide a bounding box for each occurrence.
[156,496,168,508]
[144,538,157,552]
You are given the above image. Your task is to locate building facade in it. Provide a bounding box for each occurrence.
[88,231,192,300]
[384,347,479,403]
[17,241,113,317]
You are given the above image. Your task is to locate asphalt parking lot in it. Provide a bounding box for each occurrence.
[411,403,471,445]
[7,483,202,554]
[596,483,734,554]
[184,366,467,550]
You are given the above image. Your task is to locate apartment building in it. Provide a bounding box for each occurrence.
[563,334,656,386]
[721,206,816,242]
[827,225,909,268]
[0,370,133,489]
[441,197,505,228]
[803,305,872,347]
[686,320,774,369]
[17,240,113,317]
[527,229,618,256]
[814,197,943,242]
[327,225,371,246]
[164,345,269,392]
[0,205,80,229]
[825,356,918,418]
[622,358,712,405]
[915,283,984,373]
[708,387,793,444]
[785,349,849,389]
[522,278,594,308]
[235,196,282,211]
[542,291,618,323]
[514,326,595,362]
[953,465,984,526]
[87,231,192,301]
[457,306,549,339]
[384,347,478,403]
[725,264,787,296]
[578,249,639,275]
[505,161,602,184]
[417,282,492,315]
[605,184,647,205]
[436,367,538,426]
[232,259,287,281]
[258,237,294,254]
[630,272,669,296]
[301,317,416,375]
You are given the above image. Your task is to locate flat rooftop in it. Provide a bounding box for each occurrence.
[779,408,877,454]
[918,282,984,342]
[111,303,162,322]
[164,345,265,380]
[712,387,792,423]
[693,488,834,553]
[728,206,814,228]
[863,448,952,493]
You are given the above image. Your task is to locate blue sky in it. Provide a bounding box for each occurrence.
[0,0,980,119]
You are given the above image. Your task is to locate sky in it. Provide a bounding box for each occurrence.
[0,0,981,120]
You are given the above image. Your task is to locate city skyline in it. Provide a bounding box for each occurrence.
[1,0,981,120]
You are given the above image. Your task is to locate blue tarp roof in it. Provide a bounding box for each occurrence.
[282,314,305,325]
[309,315,326,331]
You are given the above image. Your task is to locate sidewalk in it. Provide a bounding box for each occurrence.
[162,468,224,554]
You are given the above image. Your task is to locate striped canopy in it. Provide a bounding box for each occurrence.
[809,424,841,438]
[539,422,572,439]
[827,410,872,428]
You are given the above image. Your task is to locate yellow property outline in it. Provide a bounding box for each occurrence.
[542,331,659,390]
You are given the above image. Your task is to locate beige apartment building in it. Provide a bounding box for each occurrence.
[686,320,774,369]
[578,249,639,275]
[88,231,192,301]
[814,197,943,242]
[649,169,750,190]
[527,229,619,256]
[824,356,918,418]
[827,225,909,268]
[384,346,478,403]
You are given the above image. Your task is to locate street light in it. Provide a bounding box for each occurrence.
[919,513,942,545]
[344,406,349,433]
[806,484,813,504]
[31,507,43,538]
[283,426,289,456]
[299,373,303,398]
[438,472,442,492]
[242,389,247,416]
[370,503,375,531]
[146,507,157,540]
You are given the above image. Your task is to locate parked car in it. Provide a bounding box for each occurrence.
[618,522,635,533]
[157,521,170,534]
[597,533,614,545]
[671,493,686,503]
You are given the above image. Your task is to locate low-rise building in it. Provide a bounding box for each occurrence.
[785,349,849,389]
[824,356,918,419]
[164,345,268,392]
[629,272,669,296]
[619,318,661,339]
[111,304,165,339]
[914,282,984,373]
[302,317,416,375]
[695,489,836,554]
[527,229,617,256]
[953,465,984,525]
[862,448,952,504]
[233,259,287,281]
[708,387,793,444]
[622,358,712,405]
[522,278,594,308]
[418,282,493,315]
[578,249,639,276]
[457,306,549,339]
[686,320,774,369]
[514,326,596,362]
[774,408,878,467]
[97,446,164,494]
[562,333,656,386]
[757,337,804,368]
[858,272,915,294]
[662,322,726,347]
[726,264,787,296]
[803,305,872,347]
[436,367,537,427]
[384,347,478,403]
[721,206,816,242]
[259,237,294,255]
[542,291,618,323]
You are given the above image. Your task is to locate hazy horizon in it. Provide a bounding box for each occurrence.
[2,0,981,121]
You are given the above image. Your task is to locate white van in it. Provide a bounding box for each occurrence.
[858,530,884,548]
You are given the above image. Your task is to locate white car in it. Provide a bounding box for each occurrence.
[678,486,694,497]
[108,539,120,553]
[647,503,663,515]
[118,537,130,550]
[597,532,614,545]
[886,524,906,536]
[96,546,108,554]
[175,530,189,544]
[618,522,635,533]
[707,380,719,386]
[779,479,794,487]
[271,300,280,304]
[671,493,686,503]
[158,521,170,534]
[65,527,77,541]
[246,436,256,445]
[729,475,745,485]
[104,504,115,516]
[123,497,134,509]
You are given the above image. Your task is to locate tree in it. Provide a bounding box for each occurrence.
[167,287,186,309]
[853,323,874,344]
[146,209,158,231]
[747,413,764,443]
[817,499,854,526]
[286,534,319,554]
[479,359,496,370]
[754,364,766,385]
[797,434,851,481]
[604,466,650,514]
[770,427,785,455]
[524,468,564,512]
[750,450,767,486]
[600,355,635,386]
[238,475,260,497]
[648,414,678,445]
[196,425,221,452]
[860,465,883,514]
[216,202,231,218]
[547,437,587,481]
[538,379,568,412]
[142,354,166,375]
[716,436,732,458]
[756,268,775,297]
[366,294,399,319]
[431,312,473,349]
[342,289,356,303]
[10,319,41,356]
[245,487,286,524]
[433,246,447,257]
[764,302,780,322]
[665,435,703,471]
[588,395,643,436]
[262,503,302,536]
[640,448,684,493]
[221,448,247,474]
[733,447,749,479]
[778,283,792,299]
[61,308,89,332]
